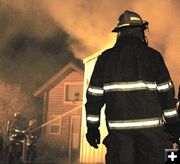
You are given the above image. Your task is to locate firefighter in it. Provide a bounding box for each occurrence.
[27,119,38,132]
[8,112,25,133]
[85,10,180,164]
[26,119,39,139]
[26,119,38,162]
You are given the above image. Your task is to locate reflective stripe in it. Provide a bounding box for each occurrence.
[130,17,141,21]
[15,129,25,133]
[157,81,173,92]
[103,81,157,92]
[118,23,130,28]
[163,108,178,118]
[88,80,172,95]
[87,115,99,123]
[88,86,104,96]
[108,118,162,129]
[103,80,173,93]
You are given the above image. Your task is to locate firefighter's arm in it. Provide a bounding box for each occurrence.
[85,55,105,129]
[156,54,180,136]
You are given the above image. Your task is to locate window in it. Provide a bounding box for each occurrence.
[49,115,62,135]
[65,83,83,102]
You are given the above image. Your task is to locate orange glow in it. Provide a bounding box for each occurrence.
[38,0,179,94]
[3,0,179,93]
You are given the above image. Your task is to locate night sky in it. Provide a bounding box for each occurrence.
[0,2,82,92]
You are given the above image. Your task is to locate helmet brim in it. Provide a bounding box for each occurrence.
[112,21,149,33]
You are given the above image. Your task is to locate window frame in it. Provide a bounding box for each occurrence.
[48,115,62,135]
[64,82,83,104]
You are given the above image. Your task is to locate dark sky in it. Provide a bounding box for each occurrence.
[0,2,82,92]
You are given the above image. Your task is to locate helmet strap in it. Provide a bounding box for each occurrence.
[142,27,148,46]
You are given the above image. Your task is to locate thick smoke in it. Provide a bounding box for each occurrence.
[0,0,179,93]
[37,0,180,94]
[132,0,180,93]
[0,0,81,120]
[37,0,136,58]
[0,0,79,89]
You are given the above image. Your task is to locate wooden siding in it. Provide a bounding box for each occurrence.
[46,71,83,147]
[80,53,108,163]
[48,71,83,114]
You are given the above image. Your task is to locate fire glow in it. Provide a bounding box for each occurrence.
[38,0,180,94]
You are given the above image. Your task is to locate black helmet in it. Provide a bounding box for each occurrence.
[112,10,149,32]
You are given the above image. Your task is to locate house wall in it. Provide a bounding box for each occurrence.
[80,54,108,163]
[48,71,83,113]
[46,71,83,150]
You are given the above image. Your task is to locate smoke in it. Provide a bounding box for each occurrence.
[132,0,180,93]
[0,0,179,92]
[0,0,81,120]
[37,0,136,58]
[0,0,59,43]
[0,0,80,89]
[36,0,180,94]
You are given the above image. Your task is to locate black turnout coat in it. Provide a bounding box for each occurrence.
[85,36,178,131]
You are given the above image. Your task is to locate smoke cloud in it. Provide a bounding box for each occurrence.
[132,0,180,93]
[0,0,81,120]
[37,0,135,58]
[36,0,180,94]
[0,0,179,93]
[0,0,79,89]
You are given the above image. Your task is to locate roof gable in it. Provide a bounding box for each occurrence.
[34,62,83,97]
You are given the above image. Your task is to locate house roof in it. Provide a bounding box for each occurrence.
[33,62,84,97]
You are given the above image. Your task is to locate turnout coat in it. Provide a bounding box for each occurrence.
[85,36,178,131]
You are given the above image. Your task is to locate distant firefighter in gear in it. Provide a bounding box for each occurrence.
[26,119,39,163]
[8,112,26,133]
[85,10,180,164]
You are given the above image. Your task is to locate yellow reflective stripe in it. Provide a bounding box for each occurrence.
[118,23,130,28]
[87,115,99,123]
[157,81,173,92]
[103,80,173,92]
[108,118,162,129]
[130,17,141,21]
[88,86,104,96]
[103,81,157,92]
[163,108,178,118]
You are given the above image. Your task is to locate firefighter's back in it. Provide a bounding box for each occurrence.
[101,36,162,122]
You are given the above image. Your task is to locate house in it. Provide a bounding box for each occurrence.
[33,62,84,158]
[80,50,108,164]
[34,55,108,163]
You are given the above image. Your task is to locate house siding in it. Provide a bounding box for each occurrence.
[80,53,108,163]
[48,72,83,113]
[46,71,83,149]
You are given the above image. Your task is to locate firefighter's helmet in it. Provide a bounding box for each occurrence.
[112,10,149,32]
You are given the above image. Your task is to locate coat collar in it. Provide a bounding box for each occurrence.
[114,36,146,47]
